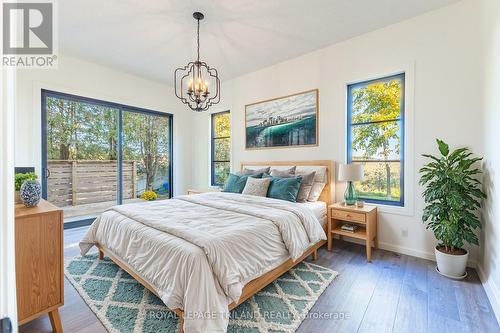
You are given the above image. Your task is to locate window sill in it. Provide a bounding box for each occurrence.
[363,202,414,217]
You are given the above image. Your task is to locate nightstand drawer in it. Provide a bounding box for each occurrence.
[331,209,366,223]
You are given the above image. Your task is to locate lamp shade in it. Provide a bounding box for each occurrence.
[338,163,364,182]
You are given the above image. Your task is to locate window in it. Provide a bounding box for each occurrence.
[42,90,173,225]
[211,111,231,186]
[347,73,405,206]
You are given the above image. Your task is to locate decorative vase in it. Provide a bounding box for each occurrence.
[20,180,41,207]
[344,181,357,205]
[435,246,469,279]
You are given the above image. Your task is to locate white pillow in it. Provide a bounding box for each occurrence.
[242,177,272,197]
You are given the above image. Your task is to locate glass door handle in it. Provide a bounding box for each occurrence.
[44,168,51,179]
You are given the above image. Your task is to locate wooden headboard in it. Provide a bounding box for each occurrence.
[240,160,335,206]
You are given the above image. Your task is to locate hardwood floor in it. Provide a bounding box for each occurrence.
[20,226,499,333]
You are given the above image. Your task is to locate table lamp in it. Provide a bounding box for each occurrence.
[338,163,364,205]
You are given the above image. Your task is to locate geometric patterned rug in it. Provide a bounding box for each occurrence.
[65,253,338,333]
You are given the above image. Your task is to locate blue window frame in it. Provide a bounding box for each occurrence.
[41,89,173,228]
[211,111,231,186]
[347,73,405,206]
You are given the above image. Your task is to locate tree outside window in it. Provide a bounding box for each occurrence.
[347,73,405,206]
[211,111,231,186]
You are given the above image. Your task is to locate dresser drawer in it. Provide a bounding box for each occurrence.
[331,209,366,223]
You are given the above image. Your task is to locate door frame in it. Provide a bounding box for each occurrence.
[1,66,18,332]
[41,89,174,229]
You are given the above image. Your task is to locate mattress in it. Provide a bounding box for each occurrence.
[300,200,327,226]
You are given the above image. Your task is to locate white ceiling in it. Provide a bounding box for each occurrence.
[59,0,461,85]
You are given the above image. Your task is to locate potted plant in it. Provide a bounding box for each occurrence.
[15,172,37,204]
[420,139,486,279]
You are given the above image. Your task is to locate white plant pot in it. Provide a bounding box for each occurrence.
[435,246,468,279]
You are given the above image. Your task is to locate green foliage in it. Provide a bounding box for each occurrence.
[122,112,170,191]
[351,78,402,200]
[419,139,486,251]
[15,173,37,191]
[213,112,231,185]
[46,96,171,195]
[213,112,230,138]
[46,97,119,160]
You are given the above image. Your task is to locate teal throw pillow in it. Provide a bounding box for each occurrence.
[266,176,302,202]
[223,173,262,193]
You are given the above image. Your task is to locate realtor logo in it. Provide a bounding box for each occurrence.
[2,0,57,68]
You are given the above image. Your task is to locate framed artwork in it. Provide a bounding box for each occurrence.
[245,89,318,149]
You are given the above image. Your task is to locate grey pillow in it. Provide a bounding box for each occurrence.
[270,167,296,178]
[307,182,326,202]
[295,171,316,202]
[238,167,270,176]
[242,177,272,197]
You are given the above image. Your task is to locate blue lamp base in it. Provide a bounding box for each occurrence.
[344,181,357,205]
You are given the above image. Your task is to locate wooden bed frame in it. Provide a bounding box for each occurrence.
[97,160,334,333]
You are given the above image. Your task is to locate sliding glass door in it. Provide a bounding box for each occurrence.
[122,109,172,201]
[42,90,173,225]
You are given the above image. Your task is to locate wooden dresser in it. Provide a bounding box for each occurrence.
[15,200,63,332]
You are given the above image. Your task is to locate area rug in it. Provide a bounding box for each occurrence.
[65,253,337,333]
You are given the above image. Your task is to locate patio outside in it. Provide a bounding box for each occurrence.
[48,160,170,222]
[44,94,171,223]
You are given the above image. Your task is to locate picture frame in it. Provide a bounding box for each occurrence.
[245,89,319,150]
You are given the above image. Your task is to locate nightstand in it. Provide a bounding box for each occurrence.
[187,188,222,195]
[328,203,378,261]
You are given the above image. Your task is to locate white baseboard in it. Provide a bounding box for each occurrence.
[477,263,500,324]
[334,235,477,267]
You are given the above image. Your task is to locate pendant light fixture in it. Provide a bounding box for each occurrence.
[174,12,220,112]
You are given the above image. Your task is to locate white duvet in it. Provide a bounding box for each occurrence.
[80,192,326,333]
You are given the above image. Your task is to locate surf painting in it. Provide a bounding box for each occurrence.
[245,89,318,149]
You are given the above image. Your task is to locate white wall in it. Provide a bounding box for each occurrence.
[15,55,192,196]
[192,0,485,263]
[1,68,18,331]
[479,0,500,321]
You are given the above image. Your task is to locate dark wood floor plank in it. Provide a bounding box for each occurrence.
[454,268,500,333]
[427,259,461,321]
[19,226,499,333]
[313,243,368,307]
[357,251,407,333]
[20,278,107,333]
[392,256,429,333]
[297,245,380,332]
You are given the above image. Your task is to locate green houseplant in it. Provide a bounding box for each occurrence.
[14,172,37,204]
[419,139,486,279]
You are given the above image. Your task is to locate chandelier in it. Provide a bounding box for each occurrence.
[174,12,220,112]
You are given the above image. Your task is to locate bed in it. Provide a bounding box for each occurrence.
[79,160,334,333]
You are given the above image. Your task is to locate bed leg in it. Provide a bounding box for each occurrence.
[177,311,184,333]
[312,249,318,261]
[99,248,104,260]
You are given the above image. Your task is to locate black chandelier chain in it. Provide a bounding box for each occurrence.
[196,17,200,63]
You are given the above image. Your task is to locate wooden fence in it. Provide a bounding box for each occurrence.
[48,160,137,207]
